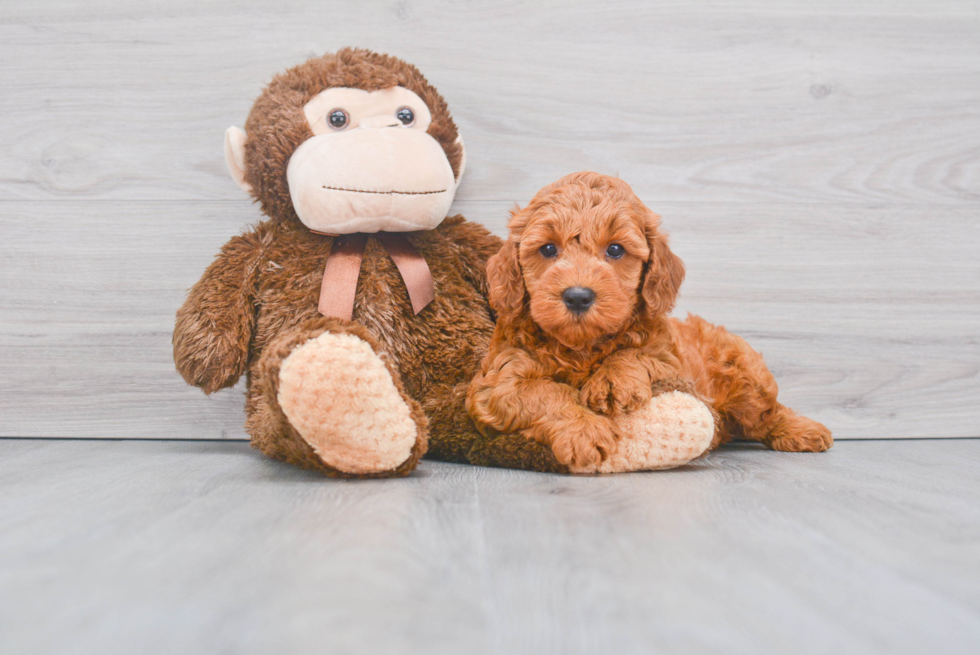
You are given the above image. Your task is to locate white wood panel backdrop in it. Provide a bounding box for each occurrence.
[0,0,977,439]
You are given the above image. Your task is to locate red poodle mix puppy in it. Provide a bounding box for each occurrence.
[467,172,832,471]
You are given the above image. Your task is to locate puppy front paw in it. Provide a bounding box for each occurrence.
[549,413,620,473]
[580,368,652,415]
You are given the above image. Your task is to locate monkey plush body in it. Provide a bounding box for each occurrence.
[177,215,502,476]
[174,49,567,477]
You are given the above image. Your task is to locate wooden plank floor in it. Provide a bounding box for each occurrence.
[2,438,978,654]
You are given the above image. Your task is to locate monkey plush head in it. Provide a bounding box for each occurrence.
[224,48,466,233]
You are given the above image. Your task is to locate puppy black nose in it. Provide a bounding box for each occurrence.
[562,287,595,314]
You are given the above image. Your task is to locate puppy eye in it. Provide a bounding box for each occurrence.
[606,243,625,259]
[328,109,349,130]
[396,106,415,126]
[539,243,558,258]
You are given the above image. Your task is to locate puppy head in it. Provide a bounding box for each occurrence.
[487,172,684,348]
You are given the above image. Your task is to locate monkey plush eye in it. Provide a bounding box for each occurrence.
[396,106,415,126]
[539,243,558,258]
[328,109,349,130]
[606,243,625,259]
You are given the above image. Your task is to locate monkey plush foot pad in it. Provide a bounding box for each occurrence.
[578,391,714,474]
[277,332,420,475]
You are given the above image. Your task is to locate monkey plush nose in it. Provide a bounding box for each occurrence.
[359,115,402,129]
[562,287,595,314]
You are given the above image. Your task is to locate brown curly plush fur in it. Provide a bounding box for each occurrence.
[173,50,540,476]
[468,173,832,471]
[242,48,463,226]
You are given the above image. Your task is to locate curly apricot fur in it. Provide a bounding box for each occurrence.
[469,172,832,466]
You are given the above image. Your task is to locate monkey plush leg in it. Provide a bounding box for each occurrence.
[463,390,713,475]
[418,382,477,464]
[590,390,715,474]
[251,319,426,478]
[422,382,568,473]
[425,376,709,474]
[467,431,569,474]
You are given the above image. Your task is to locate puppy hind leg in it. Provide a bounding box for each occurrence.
[712,343,832,453]
[756,404,833,453]
[680,316,831,452]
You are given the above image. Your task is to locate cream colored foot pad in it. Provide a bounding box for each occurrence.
[277,332,418,474]
[581,391,714,474]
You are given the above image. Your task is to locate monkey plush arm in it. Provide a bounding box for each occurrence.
[440,215,504,301]
[173,230,266,394]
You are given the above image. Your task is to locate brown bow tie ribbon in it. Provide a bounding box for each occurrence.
[317,232,435,321]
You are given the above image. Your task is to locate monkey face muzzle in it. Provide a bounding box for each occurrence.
[286,127,457,234]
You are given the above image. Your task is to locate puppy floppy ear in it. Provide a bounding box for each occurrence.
[641,213,685,317]
[486,238,525,317]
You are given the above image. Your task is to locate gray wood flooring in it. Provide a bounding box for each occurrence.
[1,1,978,440]
[2,438,978,654]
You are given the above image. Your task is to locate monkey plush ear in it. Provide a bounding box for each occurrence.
[641,214,685,317]
[224,126,252,194]
[486,238,525,317]
[454,135,466,190]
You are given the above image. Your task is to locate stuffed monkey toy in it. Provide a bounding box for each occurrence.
[174,48,580,477]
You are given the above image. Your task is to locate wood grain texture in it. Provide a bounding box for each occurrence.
[2,200,977,439]
[1,438,978,654]
[0,0,978,439]
[0,0,978,204]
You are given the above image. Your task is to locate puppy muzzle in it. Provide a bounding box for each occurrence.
[562,286,595,315]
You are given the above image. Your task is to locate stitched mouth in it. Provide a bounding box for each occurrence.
[322,185,447,195]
